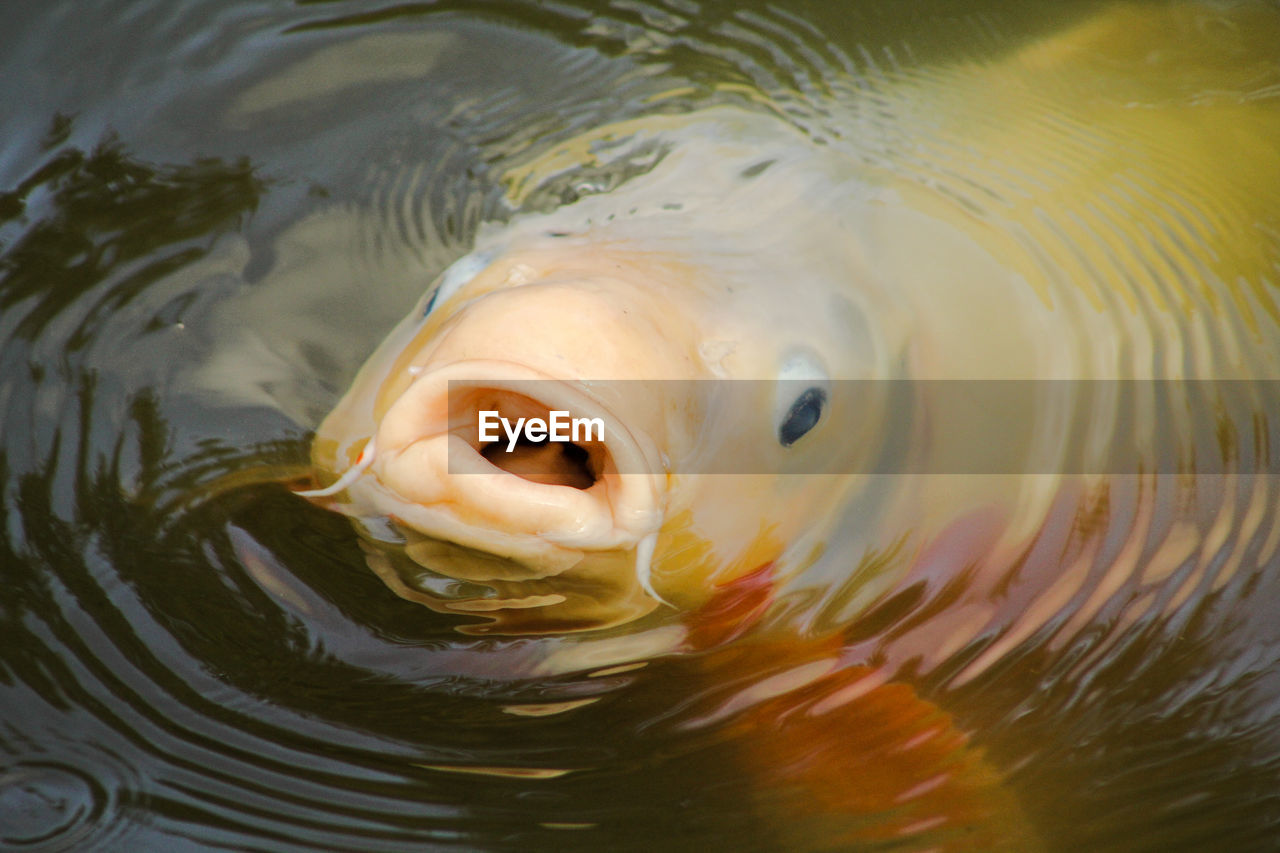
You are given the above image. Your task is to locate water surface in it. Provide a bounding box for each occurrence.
[3,1,1280,850]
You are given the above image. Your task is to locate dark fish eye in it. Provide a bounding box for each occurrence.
[778,386,827,447]
[421,250,493,317]
[421,287,440,317]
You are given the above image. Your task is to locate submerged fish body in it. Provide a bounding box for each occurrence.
[290,5,1280,845]
[307,2,1280,653]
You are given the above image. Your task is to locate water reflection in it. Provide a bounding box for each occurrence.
[2,1,1280,851]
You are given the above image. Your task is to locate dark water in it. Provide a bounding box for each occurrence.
[4,1,1280,850]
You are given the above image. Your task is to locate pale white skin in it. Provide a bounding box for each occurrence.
[305,3,1280,642]
[307,120,912,632]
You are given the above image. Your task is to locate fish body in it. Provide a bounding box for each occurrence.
[307,2,1280,649]
[297,4,1280,846]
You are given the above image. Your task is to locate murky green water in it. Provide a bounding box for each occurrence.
[3,1,1280,850]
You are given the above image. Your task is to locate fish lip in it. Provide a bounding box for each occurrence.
[363,359,666,568]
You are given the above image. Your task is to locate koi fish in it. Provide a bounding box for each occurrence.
[301,2,1280,648]
[293,4,1280,847]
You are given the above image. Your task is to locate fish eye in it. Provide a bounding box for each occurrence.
[421,250,494,317]
[778,386,827,447]
[775,349,830,447]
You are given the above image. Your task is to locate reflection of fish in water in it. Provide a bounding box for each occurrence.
[299,3,1280,847]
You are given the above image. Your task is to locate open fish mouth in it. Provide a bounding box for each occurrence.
[304,360,668,595]
[441,366,624,493]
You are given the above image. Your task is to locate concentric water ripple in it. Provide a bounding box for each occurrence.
[4,1,1280,850]
[0,756,136,851]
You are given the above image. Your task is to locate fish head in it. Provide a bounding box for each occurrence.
[306,131,902,636]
